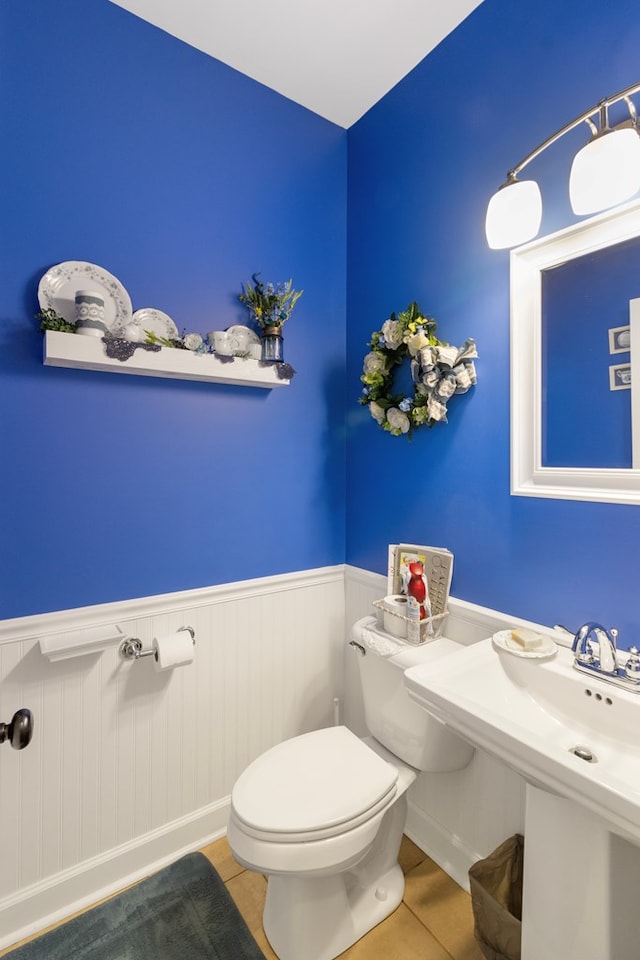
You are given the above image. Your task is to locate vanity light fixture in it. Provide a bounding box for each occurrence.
[486,80,640,249]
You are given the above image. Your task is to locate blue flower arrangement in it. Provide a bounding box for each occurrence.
[238,273,303,331]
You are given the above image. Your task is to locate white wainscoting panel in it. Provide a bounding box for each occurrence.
[0,567,345,948]
[1,563,539,947]
[344,565,527,890]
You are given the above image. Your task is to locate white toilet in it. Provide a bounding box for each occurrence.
[227,614,474,960]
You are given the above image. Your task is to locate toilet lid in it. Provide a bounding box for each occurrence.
[231,726,398,840]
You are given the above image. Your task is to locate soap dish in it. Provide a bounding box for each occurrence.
[492,629,557,659]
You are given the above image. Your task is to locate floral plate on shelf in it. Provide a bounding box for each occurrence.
[130,308,180,341]
[225,325,260,354]
[38,261,133,336]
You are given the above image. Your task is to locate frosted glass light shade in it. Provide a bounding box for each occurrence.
[485,179,543,249]
[569,128,640,215]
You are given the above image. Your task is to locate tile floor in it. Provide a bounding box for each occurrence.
[2,835,484,960]
[203,835,485,960]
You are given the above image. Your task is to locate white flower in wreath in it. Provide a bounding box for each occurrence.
[386,407,411,434]
[369,400,386,424]
[183,332,204,351]
[381,319,403,349]
[363,351,388,376]
[406,329,431,357]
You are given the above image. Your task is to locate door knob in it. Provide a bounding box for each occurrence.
[0,709,34,750]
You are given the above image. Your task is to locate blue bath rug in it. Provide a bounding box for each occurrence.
[7,852,265,960]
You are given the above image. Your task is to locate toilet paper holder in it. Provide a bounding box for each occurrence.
[120,625,195,662]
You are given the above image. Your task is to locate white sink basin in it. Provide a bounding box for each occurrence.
[404,636,640,845]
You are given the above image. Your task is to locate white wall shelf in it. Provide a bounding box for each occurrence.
[43,330,290,388]
[39,624,127,662]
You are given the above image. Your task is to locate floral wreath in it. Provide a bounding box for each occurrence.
[359,301,478,436]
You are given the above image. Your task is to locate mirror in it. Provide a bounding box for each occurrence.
[511,197,640,504]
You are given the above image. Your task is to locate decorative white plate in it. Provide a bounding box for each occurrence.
[492,629,558,659]
[38,261,132,336]
[131,308,179,341]
[225,325,260,354]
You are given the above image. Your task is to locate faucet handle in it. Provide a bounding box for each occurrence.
[625,646,640,682]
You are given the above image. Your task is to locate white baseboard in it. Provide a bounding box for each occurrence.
[0,797,231,951]
[405,800,478,893]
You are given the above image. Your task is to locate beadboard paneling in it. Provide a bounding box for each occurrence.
[1,564,534,947]
[0,567,345,947]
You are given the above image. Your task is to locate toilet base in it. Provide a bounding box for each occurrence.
[261,789,409,960]
[263,861,405,960]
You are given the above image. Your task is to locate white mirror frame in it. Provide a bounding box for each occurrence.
[511,197,640,504]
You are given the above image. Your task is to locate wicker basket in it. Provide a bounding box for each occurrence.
[372,598,449,644]
[375,544,454,644]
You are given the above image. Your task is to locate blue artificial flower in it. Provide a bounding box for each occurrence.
[399,397,412,412]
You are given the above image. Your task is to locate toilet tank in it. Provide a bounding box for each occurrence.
[351,616,474,772]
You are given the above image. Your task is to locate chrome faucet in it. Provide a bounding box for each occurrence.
[572,622,640,691]
[573,622,617,673]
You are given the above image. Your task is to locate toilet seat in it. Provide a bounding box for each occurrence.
[231,726,398,842]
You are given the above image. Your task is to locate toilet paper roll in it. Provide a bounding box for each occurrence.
[382,594,408,639]
[153,631,194,671]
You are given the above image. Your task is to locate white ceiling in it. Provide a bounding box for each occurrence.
[109,0,483,128]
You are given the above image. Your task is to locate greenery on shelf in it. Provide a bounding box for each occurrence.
[144,330,188,350]
[36,308,77,334]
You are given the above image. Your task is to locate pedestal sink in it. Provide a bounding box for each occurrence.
[404,634,640,960]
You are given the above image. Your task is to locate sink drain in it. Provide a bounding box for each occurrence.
[570,745,597,763]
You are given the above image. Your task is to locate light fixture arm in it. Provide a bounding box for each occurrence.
[505,80,640,183]
[625,95,638,124]
[487,79,640,249]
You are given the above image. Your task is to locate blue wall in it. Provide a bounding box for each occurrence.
[0,0,347,618]
[5,0,640,647]
[346,0,640,646]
